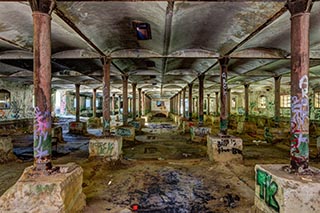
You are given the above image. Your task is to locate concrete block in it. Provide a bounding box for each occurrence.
[128,119,145,131]
[207,135,243,162]
[115,126,135,142]
[0,163,86,213]
[89,136,122,160]
[255,164,320,213]
[68,121,87,134]
[0,136,16,163]
[87,117,102,128]
[190,126,211,143]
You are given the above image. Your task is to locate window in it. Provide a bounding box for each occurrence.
[280,95,290,108]
[258,95,267,108]
[0,89,10,109]
[315,92,320,108]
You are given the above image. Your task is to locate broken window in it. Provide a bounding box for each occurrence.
[258,95,266,109]
[280,95,290,108]
[0,89,10,109]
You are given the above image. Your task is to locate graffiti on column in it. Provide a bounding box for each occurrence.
[34,107,51,162]
[256,169,279,212]
[222,72,227,96]
[60,93,66,115]
[103,118,110,132]
[290,75,309,169]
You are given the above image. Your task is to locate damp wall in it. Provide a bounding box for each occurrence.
[0,79,33,120]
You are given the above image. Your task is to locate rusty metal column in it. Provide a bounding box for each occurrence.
[287,0,312,172]
[215,92,219,115]
[207,94,210,115]
[132,83,137,120]
[92,88,97,118]
[178,91,181,116]
[122,75,129,125]
[112,94,115,115]
[182,88,186,118]
[274,76,282,126]
[187,84,193,121]
[138,88,142,117]
[244,84,250,120]
[102,58,111,136]
[32,5,54,170]
[219,57,230,135]
[198,74,205,126]
[75,84,80,122]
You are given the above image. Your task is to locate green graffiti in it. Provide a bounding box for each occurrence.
[116,128,131,136]
[103,119,110,130]
[256,169,279,212]
[35,184,55,194]
[94,142,114,156]
[220,119,228,131]
[129,121,140,130]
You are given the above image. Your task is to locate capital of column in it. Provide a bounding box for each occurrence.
[30,0,56,15]
[286,0,312,16]
[218,56,230,67]
[122,74,129,81]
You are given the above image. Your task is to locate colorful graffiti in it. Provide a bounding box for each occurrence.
[290,75,309,170]
[34,107,51,162]
[129,121,140,130]
[256,169,279,212]
[216,138,242,154]
[116,127,131,137]
[191,127,210,137]
[91,141,114,156]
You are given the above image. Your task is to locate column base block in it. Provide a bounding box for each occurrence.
[0,163,86,213]
[68,121,87,134]
[89,136,122,160]
[190,126,211,143]
[254,164,320,213]
[128,118,145,131]
[207,135,243,162]
[0,136,16,163]
[115,126,135,142]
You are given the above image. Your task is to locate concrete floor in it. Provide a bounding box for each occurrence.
[1,117,320,212]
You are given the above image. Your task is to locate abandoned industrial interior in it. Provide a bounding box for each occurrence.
[1,0,320,212]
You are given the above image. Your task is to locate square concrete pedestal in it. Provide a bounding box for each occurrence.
[89,136,122,160]
[190,126,211,143]
[115,126,135,142]
[255,164,320,213]
[0,163,86,213]
[0,136,16,163]
[207,135,243,162]
[69,121,87,134]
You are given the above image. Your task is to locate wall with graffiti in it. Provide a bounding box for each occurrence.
[0,79,33,120]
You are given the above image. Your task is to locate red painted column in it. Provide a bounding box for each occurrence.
[138,88,142,117]
[215,92,219,115]
[227,89,231,115]
[122,75,129,125]
[75,84,80,122]
[33,10,53,170]
[132,83,137,120]
[102,58,111,136]
[92,88,97,118]
[244,84,249,120]
[287,0,313,172]
[274,76,281,126]
[219,57,230,135]
[198,74,205,126]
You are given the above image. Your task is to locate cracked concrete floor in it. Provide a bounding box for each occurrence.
[1,119,320,212]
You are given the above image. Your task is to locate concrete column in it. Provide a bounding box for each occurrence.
[227,89,231,115]
[112,94,115,115]
[274,76,281,126]
[102,58,111,136]
[207,94,210,115]
[244,84,250,120]
[132,83,137,120]
[177,91,181,116]
[122,75,128,125]
[142,91,145,116]
[32,10,53,170]
[192,98,195,116]
[182,88,186,118]
[138,88,142,117]
[219,57,230,135]
[75,84,80,122]
[118,95,122,115]
[287,0,312,172]
[215,92,219,115]
[92,88,97,118]
[188,84,193,121]
[198,74,205,126]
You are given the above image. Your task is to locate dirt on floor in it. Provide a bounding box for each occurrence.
[1,117,320,212]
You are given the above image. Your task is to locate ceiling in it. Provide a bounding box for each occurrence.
[0,0,320,99]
